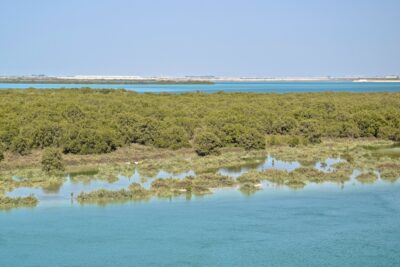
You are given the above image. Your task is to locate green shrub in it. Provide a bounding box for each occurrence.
[131,118,160,145]
[41,147,65,173]
[219,124,265,150]
[63,105,85,122]
[307,132,322,144]
[237,129,266,150]
[10,136,31,155]
[272,117,297,134]
[0,146,4,162]
[0,125,19,149]
[354,112,383,137]
[379,126,400,142]
[154,126,190,150]
[337,122,360,138]
[288,136,300,147]
[63,128,118,154]
[298,120,322,144]
[392,131,400,142]
[193,131,222,156]
[115,113,143,144]
[32,124,64,148]
[220,123,246,145]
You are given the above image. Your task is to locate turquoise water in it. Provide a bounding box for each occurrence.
[1,182,400,266]
[1,81,400,93]
[5,156,340,205]
[2,156,400,266]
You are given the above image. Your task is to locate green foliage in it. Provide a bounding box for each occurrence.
[0,146,4,162]
[219,124,265,150]
[154,126,190,150]
[298,120,322,144]
[0,89,399,156]
[378,126,400,141]
[272,117,297,134]
[307,132,322,144]
[392,131,400,142]
[0,125,19,149]
[354,112,383,137]
[10,135,31,155]
[63,128,118,155]
[288,136,300,147]
[268,135,279,146]
[337,122,360,138]
[193,131,222,156]
[115,113,142,144]
[267,135,307,146]
[63,105,85,123]
[220,123,246,145]
[41,147,65,173]
[237,128,266,150]
[32,123,64,148]
[130,118,160,145]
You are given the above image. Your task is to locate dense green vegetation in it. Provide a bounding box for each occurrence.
[41,148,65,173]
[0,89,399,157]
[0,146,4,162]
[193,131,222,156]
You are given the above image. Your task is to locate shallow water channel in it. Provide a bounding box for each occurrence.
[6,155,398,206]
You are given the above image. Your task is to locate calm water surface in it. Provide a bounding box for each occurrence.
[2,156,400,266]
[1,81,400,93]
[1,183,400,266]
[6,156,341,205]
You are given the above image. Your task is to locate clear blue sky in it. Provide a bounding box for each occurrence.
[1,0,399,77]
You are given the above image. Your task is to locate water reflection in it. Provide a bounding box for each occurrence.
[363,143,400,159]
[218,155,301,178]
[314,158,344,173]
[5,155,400,205]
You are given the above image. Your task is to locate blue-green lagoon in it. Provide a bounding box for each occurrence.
[1,154,400,266]
[1,81,400,93]
[1,181,400,266]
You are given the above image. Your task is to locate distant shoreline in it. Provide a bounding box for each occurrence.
[0,78,214,85]
[352,79,400,83]
[0,75,399,84]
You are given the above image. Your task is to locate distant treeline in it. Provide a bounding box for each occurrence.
[0,89,399,156]
[0,78,213,85]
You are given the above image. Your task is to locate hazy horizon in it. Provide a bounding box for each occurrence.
[1,74,399,79]
[1,0,399,77]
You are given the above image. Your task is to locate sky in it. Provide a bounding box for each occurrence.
[0,0,399,77]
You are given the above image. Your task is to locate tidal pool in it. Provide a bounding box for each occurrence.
[217,155,301,178]
[5,155,398,208]
[5,156,333,204]
[7,169,195,206]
